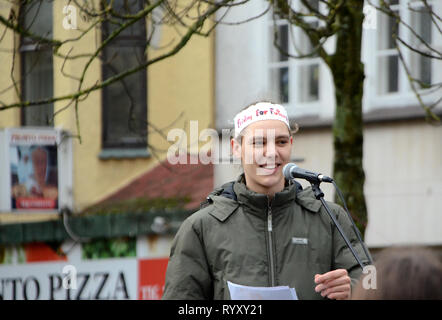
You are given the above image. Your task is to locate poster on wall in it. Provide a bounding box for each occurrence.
[0,128,72,213]
[10,141,59,210]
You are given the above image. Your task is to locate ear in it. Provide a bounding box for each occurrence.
[231,138,242,159]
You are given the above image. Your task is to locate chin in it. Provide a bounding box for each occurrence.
[256,174,283,189]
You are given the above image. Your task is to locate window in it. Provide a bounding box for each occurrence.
[269,23,289,104]
[101,0,147,150]
[296,21,320,103]
[267,0,322,114]
[20,0,54,126]
[377,3,400,94]
[409,3,433,87]
[375,0,434,96]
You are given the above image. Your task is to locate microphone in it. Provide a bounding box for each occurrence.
[283,163,333,183]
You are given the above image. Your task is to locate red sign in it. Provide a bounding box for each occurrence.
[24,242,67,263]
[138,258,169,300]
[16,197,57,209]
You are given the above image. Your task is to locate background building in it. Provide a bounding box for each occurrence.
[0,0,215,220]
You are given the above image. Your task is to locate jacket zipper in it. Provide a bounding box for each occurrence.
[267,198,276,287]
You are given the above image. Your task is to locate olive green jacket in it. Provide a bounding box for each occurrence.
[162,176,371,300]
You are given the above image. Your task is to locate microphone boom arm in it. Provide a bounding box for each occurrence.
[310,182,365,270]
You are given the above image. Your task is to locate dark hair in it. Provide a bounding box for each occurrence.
[352,246,442,300]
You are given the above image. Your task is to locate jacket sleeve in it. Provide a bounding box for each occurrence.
[162,216,213,300]
[329,204,372,287]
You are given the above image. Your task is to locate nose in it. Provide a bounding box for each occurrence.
[264,140,277,161]
[264,130,277,161]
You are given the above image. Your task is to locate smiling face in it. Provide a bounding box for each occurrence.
[231,120,293,196]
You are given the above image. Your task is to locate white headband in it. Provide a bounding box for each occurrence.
[233,102,290,138]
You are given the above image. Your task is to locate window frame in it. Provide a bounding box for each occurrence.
[19,0,54,127]
[101,0,148,151]
[262,0,441,121]
[363,0,441,114]
[264,1,328,119]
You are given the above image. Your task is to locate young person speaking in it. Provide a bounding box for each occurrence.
[163,102,371,300]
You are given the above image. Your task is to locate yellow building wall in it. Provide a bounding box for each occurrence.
[0,1,214,223]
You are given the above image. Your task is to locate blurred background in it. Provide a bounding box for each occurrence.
[0,0,441,299]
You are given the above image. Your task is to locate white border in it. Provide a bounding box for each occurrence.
[0,127,73,214]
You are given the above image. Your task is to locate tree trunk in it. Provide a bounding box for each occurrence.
[328,1,367,236]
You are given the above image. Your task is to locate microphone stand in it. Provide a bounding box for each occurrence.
[310,181,365,270]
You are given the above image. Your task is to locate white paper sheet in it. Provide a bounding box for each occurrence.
[227,281,298,300]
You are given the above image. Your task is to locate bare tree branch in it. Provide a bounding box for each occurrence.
[0,0,236,117]
[271,1,327,62]
[393,28,440,123]
[371,0,441,59]
[208,3,270,26]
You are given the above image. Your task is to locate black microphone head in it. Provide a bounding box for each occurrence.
[283,163,297,180]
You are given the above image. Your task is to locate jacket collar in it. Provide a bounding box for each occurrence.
[233,174,297,217]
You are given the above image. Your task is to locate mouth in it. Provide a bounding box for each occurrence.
[257,163,282,175]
